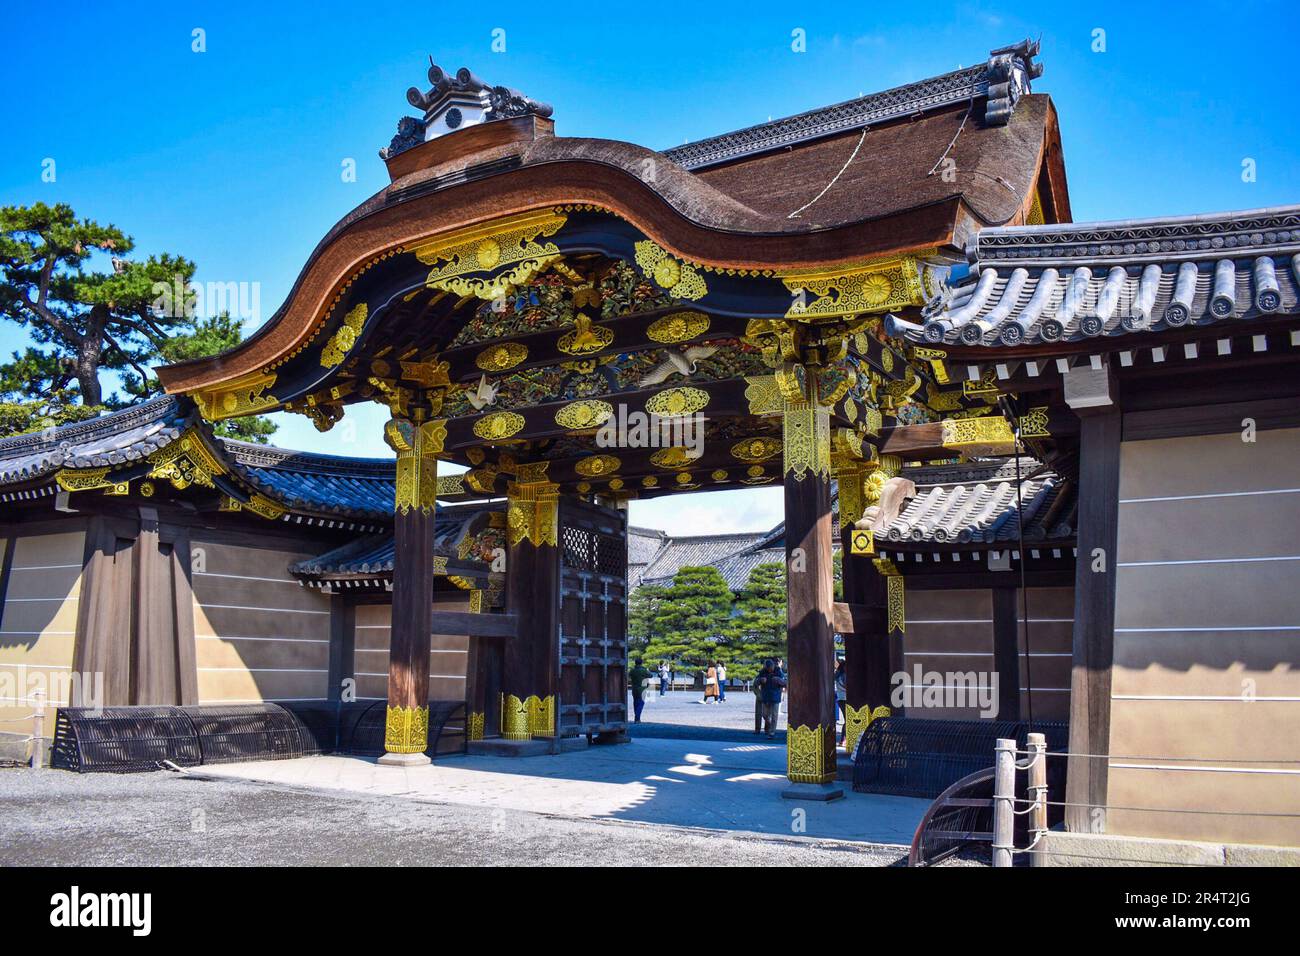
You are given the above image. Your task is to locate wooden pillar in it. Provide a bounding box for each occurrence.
[327,596,355,705]
[1066,408,1121,831]
[992,586,1022,721]
[835,457,896,756]
[501,478,560,740]
[380,417,444,765]
[782,394,839,793]
[73,517,132,706]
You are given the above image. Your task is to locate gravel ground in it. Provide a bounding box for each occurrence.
[0,767,918,867]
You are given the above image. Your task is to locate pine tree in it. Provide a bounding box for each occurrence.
[729,562,787,676]
[644,566,734,668]
[628,583,667,659]
[0,203,275,443]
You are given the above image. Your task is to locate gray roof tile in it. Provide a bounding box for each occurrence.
[887,205,1300,346]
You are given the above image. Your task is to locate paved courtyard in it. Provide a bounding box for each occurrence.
[192,735,924,844]
[629,688,790,738]
[0,766,911,867]
[1,696,941,865]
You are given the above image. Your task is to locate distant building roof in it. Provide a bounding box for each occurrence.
[633,456,1075,590]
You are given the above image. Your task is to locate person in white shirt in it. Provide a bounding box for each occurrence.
[716,662,727,702]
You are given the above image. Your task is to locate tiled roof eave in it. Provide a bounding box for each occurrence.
[890,205,1300,348]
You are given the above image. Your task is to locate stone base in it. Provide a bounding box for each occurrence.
[782,781,845,802]
[467,738,552,757]
[377,751,431,767]
[1033,829,1300,867]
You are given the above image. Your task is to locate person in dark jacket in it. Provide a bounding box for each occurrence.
[753,659,786,738]
[628,658,653,723]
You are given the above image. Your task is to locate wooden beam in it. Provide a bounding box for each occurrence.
[831,601,884,635]
[440,306,751,383]
[443,378,751,451]
[429,610,518,639]
[1066,408,1121,832]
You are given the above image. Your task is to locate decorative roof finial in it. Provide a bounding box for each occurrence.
[380,60,553,159]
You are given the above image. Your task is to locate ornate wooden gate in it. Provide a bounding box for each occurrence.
[557,499,628,737]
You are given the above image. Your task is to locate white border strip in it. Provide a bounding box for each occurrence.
[1120,487,1300,504]
[1120,555,1300,567]
[197,603,328,615]
[1111,762,1300,776]
[1114,694,1300,701]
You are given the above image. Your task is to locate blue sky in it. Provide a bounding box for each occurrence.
[2,1,1297,534]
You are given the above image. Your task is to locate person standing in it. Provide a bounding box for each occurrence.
[754,659,786,738]
[658,661,670,696]
[628,657,653,723]
[703,662,719,703]
[716,661,727,702]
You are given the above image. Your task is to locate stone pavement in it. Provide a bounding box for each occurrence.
[195,734,927,846]
[629,688,789,739]
[0,767,919,866]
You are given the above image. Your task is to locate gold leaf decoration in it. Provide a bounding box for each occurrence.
[321,303,368,368]
[556,314,614,355]
[555,400,614,430]
[575,454,621,477]
[730,436,781,463]
[743,375,782,416]
[646,311,710,343]
[783,255,925,319]
[649,446,696,469]
[475,342,528,372]
[645,386,709,417]
[473,410,526,441]
[414,210,568,301]
[633,241,708,300]
[782,399,831,481]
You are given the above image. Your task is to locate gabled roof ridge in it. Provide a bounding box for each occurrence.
[0,394,184,460]
[663,39,1041,171]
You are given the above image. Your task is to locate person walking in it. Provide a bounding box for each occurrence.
[658,661,670,696]
[702,662,719,703]
[716,661,727,702]
[834,657,848,745]
[753,658,786,738]
[628,657,652,723]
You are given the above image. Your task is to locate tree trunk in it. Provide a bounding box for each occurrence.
[77,305,107,405]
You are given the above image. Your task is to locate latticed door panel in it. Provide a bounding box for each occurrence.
[557,499,628,736]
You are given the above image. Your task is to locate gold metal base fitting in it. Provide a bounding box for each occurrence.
[467,711,485,741]
[500,693,555,740]
[384,704,430,754]
[843,704,891,758]
[787,723,837,784]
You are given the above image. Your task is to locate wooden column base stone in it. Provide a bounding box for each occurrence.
[378,751,431,767]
